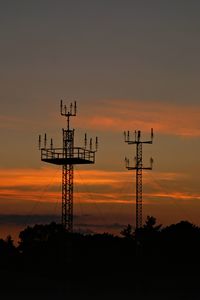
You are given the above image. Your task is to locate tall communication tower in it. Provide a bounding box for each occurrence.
[39,100,98,232]
[124,129,153,230]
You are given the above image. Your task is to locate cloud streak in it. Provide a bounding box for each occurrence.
[75,99,200,137]
[2,99,200,138]
[0,167,198,213]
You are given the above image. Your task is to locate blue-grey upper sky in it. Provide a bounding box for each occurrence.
[1,0,200,110]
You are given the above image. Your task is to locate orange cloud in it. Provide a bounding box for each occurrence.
[3,100,200,138]
[0,167,198,210]
[1,166,200,231]
[147,192,200,201]
[74,99,200,137]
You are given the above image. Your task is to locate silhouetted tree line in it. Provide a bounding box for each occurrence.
[1,217,200,270]
[1,217,200,295]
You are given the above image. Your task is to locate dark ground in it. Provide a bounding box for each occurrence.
[1,221,200,299]
[1,263,200,300]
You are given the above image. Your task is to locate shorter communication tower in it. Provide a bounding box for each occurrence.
[39,100,98,232]
[124,129,153,230]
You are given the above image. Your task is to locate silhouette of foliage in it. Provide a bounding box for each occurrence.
[0,235,17,269]
[120,224,134,239]
[1,218,200,298]
[143,215,162,231]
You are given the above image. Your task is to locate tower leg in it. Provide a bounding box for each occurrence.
[62,128,74,232]
[136,143,143,230]
[62,164,73,232]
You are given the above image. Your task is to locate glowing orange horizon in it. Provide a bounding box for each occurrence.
[0,167,198,209]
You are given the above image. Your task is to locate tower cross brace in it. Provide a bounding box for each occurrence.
[62,126,74,232]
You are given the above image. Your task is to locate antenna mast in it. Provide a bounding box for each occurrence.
[39,100,98,232]
[124,129,154,230]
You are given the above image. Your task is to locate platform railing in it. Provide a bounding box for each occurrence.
[41,147,95,162]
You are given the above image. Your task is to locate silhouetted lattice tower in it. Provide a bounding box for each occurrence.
[39,101,98,232]
[124,129,153,230]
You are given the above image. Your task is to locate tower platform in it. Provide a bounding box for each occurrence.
[41,147,95,165]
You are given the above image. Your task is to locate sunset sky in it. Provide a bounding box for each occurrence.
[1,1,200,238]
